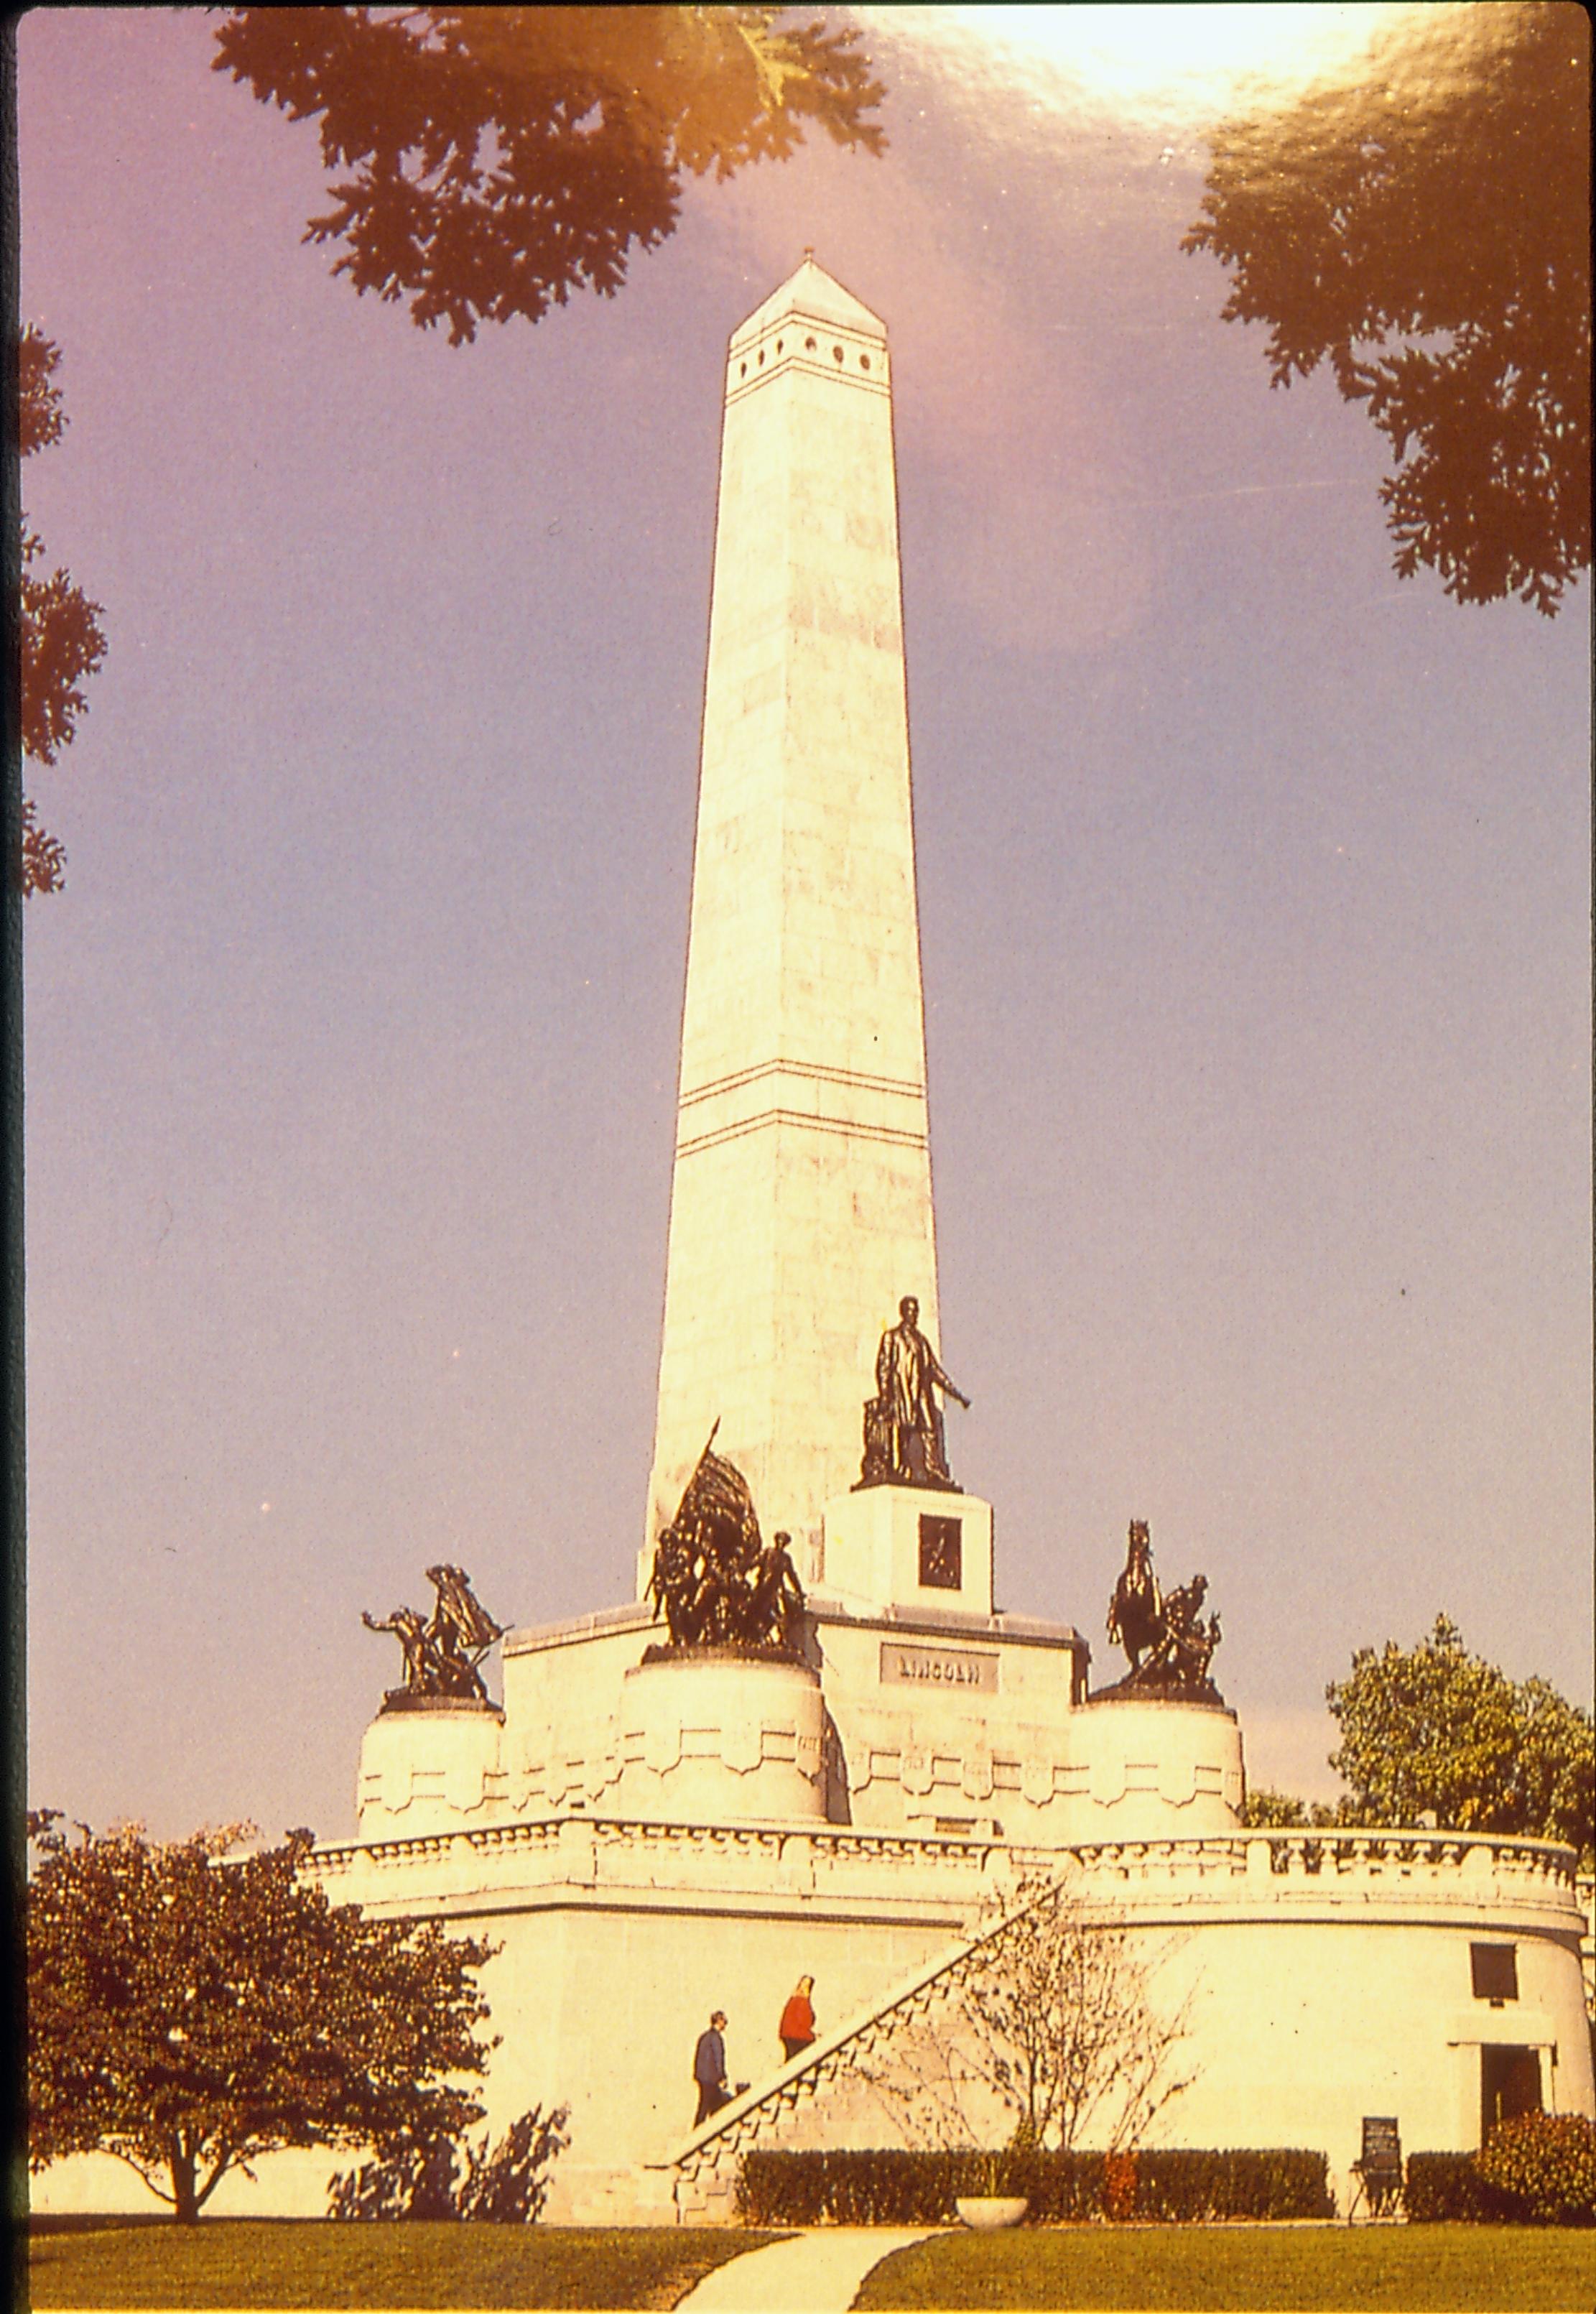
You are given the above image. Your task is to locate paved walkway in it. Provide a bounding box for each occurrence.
[674,2226,934,2313]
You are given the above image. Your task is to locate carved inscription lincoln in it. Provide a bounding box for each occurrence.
[879,1642,998,1693]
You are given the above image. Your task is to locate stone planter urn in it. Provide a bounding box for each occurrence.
[954,2195,1029,2230]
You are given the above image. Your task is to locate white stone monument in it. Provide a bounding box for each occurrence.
[32,259,1592,2229]
[644,259,945,1583]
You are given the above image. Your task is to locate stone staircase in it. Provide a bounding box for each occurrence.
[651,1876,1059,2221]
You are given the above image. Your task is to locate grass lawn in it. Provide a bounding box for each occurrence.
[25,2218,785,2310]
[854,2223,1596,2311]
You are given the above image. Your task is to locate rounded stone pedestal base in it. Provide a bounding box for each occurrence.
[357,1698,506,1836]
[1073,1690,1244,1836]
[616,1648,828,1824]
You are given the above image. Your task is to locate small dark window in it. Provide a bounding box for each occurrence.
[919,1515,962,1591]
[832,343,844,362]
[739,361,747,377]
[758,349,764,366]
[1471,1943,1518,2002]
[860,353,871,370]
[804,335,817,351]
[776,338,784,353]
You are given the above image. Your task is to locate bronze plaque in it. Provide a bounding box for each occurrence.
[919,1513,962,1589]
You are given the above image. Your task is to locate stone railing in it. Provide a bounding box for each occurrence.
[308,1811,1001,1897]
[1015,1829,1577,1899]
[309,1813,1578,1912]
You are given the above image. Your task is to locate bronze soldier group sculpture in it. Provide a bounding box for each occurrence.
[363,1563,506,1704]
[647,1426,807,1656]
[1105,1519,1222,1698]
[859,1294,970,1488]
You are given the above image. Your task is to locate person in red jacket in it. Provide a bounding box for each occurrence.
[779,1976,817,2062]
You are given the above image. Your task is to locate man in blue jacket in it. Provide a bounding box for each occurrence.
[693,2010,732,2126]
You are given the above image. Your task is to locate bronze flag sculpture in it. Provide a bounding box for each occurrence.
[363,1563,506,1703]
[646,1425,807,1655]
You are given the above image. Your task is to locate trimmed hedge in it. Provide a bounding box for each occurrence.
[1133,2149,1334,2221]
[1404,2153,1521,2224]
[1407,2122,1596,2226]
[735,2147,1333,2226]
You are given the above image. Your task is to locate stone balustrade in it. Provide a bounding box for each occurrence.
[1016,1828,1577,1898]
[310,1814,1579,1909]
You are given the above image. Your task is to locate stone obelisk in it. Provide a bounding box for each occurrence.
[643,258,941,1585]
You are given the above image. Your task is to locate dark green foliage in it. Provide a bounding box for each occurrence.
[1240,1787,1353,1829]
[1240,1787,1311,1828]
[1131,2149,1335,2222]
[1245,1628,1594,1864]
[1405,2132,1596,2228]
[737,2148,1082,2226]
[736,2147,1332,2226]
[213,7,885,348]
[328,2104,570,2222]
[27,1814,496,2222]
[1406,2152,1524,2223]
[1475,2113,1596,2225]
[1184,4,1590,616]
[19,328,108,893]
[457,2106,572,2223]
[1326,1618,1595,1866]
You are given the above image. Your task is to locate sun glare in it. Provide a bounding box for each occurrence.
[861,2,1425,131]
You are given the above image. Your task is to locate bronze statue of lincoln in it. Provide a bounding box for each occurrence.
[873,1295,970,1485]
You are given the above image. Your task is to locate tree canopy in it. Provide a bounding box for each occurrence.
[19,328,108,894]
[1240,1785,1335,1831]
[1184,1,1590,616]
[1324,1616,1594,1864]
[212,6,886,346]
[27,1815,496,2221]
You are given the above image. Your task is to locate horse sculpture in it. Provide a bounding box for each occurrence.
[1105,1520,1222,1697]
[1106,1518,1162,1670]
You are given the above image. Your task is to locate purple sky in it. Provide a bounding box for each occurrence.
[21,7,1591,1841]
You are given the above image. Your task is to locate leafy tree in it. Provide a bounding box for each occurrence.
[212,6,886,347]
[19,330,108,894]
[26,1813,497,2223]
[1183,1,1590,615]
[1326,1616,1595,1866]
[1240,1786,1342,1830]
